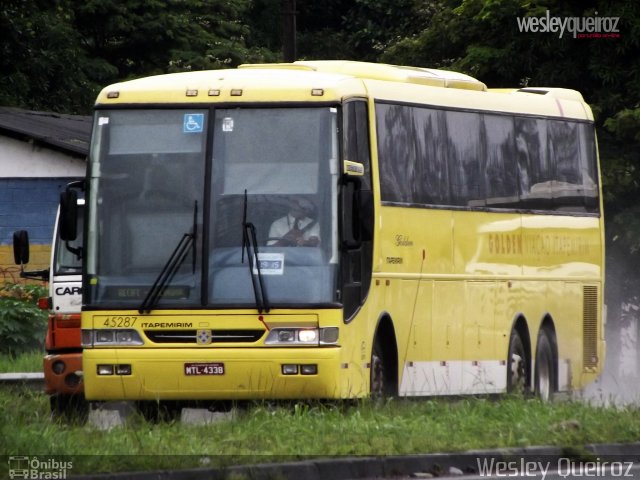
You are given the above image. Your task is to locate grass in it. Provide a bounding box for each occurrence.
[2,385,640,476]
[0,350,43,373]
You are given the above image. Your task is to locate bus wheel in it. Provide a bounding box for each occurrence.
[136,401,181,423]
[370,340,391,399]
[535,330,556,402]
[507,330,528,396]
[50,394,88,423]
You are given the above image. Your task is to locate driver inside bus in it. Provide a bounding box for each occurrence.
[267,197,320,247]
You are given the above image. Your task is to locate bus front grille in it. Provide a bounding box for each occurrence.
[144,329,265,344]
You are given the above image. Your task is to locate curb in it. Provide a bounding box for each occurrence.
[0,372,44,389]
[70,443,640,479]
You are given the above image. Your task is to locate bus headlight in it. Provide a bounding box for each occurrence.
[265,327,339,346]
[116,330,137,344]
[82,329,144,346]
[298,329,318,343]
[96,330,115,343]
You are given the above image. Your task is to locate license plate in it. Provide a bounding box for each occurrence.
[184,362,225,376]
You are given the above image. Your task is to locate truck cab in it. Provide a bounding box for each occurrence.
[13,200,84,416]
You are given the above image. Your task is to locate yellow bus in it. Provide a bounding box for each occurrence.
[64,61,604,404]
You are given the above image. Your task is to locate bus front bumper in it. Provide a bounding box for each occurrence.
[83,347,358,401]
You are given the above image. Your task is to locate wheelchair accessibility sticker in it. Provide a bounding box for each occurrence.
[183,113,204,133]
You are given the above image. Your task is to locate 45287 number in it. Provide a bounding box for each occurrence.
[103,316,137,328]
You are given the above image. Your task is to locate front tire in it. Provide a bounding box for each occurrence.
[50,394,88,423]
[136,401,181,422]
[370,340,395,399]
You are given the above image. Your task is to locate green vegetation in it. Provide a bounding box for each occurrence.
[0,283,47,356]
[0,350,42,373]
[2,387,640,475]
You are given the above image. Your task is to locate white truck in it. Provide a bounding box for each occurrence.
[13,200,84,417]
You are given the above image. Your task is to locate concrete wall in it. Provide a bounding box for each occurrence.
[0,135,85,178]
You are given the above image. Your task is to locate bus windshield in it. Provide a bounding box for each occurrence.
[86,107,339,309]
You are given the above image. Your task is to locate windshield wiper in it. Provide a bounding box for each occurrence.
[139,201,198,314]
[241,190,270,313]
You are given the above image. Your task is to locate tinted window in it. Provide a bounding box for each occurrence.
[376,103,418,204]
[484,115,518,207]
[416,108,449,205]
[515,117,552,209]
[376,101,599,214]
[579,123,599,211]
[376,104,450,205]
[445,111,483,206]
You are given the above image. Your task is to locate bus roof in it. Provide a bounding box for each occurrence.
[240,60,488,91]
[95,61,593,121]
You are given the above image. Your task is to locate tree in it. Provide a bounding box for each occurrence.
[0,0,105,113]
[244,0,433,62]
[72,0,258,77]
[0,0,272,113]
[340,0,437,61]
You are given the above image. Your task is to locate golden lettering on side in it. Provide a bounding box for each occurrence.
[488,233,591,256]
[394,234,414,247]
[488,233,523,255]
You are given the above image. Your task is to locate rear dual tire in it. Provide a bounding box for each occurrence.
[507,330,528,395]
[507,328,556,401]
[534,330,556,402]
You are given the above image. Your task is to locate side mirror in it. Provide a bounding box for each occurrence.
[13,230,30,265]
[60,189,78,241]
[13,229,49,281]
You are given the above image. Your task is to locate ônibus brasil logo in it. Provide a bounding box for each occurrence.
[516,10,621,39]
[8,456,73,479]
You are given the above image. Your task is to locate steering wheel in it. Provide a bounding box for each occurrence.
[266,236,297,246]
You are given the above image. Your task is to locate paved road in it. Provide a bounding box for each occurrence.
[354,460,640,480]
[69,443,640,480]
